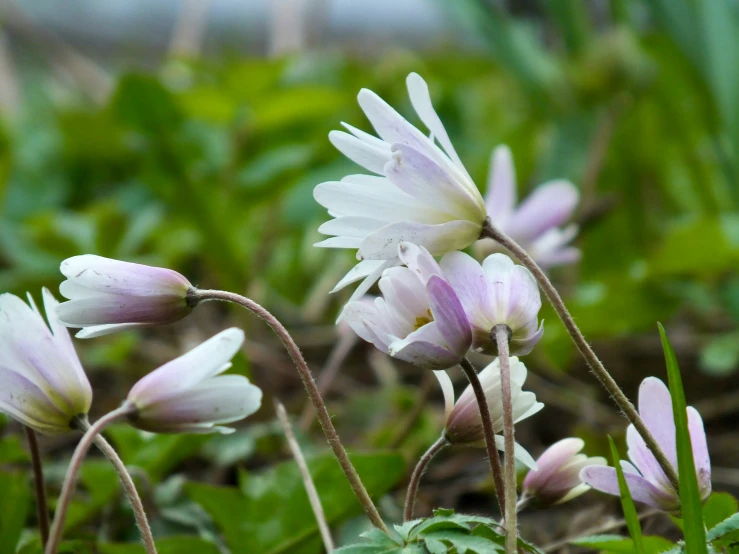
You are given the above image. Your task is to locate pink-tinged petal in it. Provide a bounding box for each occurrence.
[426,275,471,356]
[357,220,482,260]
[389,335,462,370]
[687,406,711,498]
[329,130,391,174]
[398,242,442,283]
[481,254,541,332]
[580,465,671,510]
[433,370,455,421]
[129,328,245,407]
[511,321,544,356]
[330,260,387,294]
[506,180,579,243]
[56,295,190,326]
[524,438,585,492]
[638,377,677,469]
[485,145,517,226]
[626,425,672,491]
[439,251,490,322]
[357,88,431,154]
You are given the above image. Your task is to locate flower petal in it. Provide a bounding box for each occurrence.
[580,465,668,509]
[357,88,431,152]
[426,275,472,356]
[76,323,150,339]
[485,145,517,226]
[389,335,462,370]
[524,438,584,491]
[318,217,386,238]
[433,370,455,421]
[56,295,188,326]
[358,220,482,260]
[329,130,391,174]
[330,260,387,294]
[397,242,442,283]
[638,377,677,469]
[494,435,538,470]
[0,367,69,434]
[687,406,711,498]
[439,251,490,323]
[506,180,579,244]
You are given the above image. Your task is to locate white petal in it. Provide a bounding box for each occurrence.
[314,236,364,249]
[330,260,386,294]
[329,130,390,174]
[433,370,455,421]
[494,435,538,470]
[318,217,386,238]
[485,145,517,226]
[76,323,149,338]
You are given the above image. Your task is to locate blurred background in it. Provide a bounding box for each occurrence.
[1,0,739,552]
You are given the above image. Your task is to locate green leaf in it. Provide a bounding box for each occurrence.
[0,470,31,552]
[63,460,119,531]
[99,536,220,554]
[572,534,676,553]
[702,492,738,529]
[706,513,739,542]
[187,451,404,554]
[658,323,708,553]
[608,436,646,554]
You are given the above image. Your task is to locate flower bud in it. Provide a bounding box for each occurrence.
[522,438,606,506]
[0,289,92,434]
[125,328,262,434]
[56,255,195,338]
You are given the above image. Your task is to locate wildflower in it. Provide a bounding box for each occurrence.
[124,328,262,434]
[56,255,195,338]
[580,377,711,513]
[343,242,472,370]
[433,357,543,468]
[522,438,606,505]
[314,73,487,302]
[0,289,92,434]
[440,251,543,355]
[479,145,580,268]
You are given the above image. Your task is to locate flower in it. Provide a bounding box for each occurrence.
[56,255,195,338]
[433,357,544,468]
[343,242,472,370]
[124,328,262,434]
[440,251,543,355]
[522,438,606,506]
[479,145,580,268]
[0,289,92,434]
[313,72,487,303]
[580,377,711,513]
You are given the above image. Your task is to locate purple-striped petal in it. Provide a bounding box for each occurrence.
[426,275,472,356]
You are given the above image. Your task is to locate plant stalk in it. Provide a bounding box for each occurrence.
[191,289,388,534]
[480,220,680,494]
[25,427,49,546]
[404,435,448,521]
[459,357,506,516]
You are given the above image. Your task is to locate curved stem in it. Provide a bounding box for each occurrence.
[404,435,448,521]
[481,221,680,494]
[45,406,140,554]
[495,325,517,554]
[25,427,49,546]
[459,357,506,516]
[191,289,388,534]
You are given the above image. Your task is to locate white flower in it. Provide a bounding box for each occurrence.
[0,289,92,434]
[313,73,487,304]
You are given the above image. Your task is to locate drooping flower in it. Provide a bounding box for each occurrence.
[56,255,195,338]
[124,328,262,434]
[580,377,711,513]
[440,251,543,355]
[343,242,472,370]
[478,145,580,268]
[0,289,92,434]
[314,72,487,303]
[433,357,544,468]
[522,438,606,506]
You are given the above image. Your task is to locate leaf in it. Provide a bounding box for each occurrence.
[99,536,220,554]
[702,492,738,529]
[422,529,503,553]
[573,534,676,553]
[0,470,31,552]
[187,451,404,554]
[608,436,646,554]
[706,513,739,542]
[658,323,708,553]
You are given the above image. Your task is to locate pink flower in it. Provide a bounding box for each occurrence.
[343,242,472,370]
[480,145,580,268]
[56,255,195,338]
[522,438,606,505]
[125,328,262,434]
[580,377,711,513]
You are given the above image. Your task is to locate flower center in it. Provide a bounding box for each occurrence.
[414,310,434,330]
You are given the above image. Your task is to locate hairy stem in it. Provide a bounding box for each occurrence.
[495,325,518,554]
[481,220,680,494]
[275,399,334,552]
[404,435,448,521]
[191,289,388,533]
[25,427,49,546]
[460,357,506,516]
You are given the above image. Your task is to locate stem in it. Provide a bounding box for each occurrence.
[275,399,334,552]
[191,289,388,534]
[495,325,518,554]
[25,427,49,546]
[404,435,448,521]
[459,357,506,516]
[481,221,680,494]
[45,406,141,554]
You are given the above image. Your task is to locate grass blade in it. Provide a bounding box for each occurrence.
[658,323,708,553]
[608,436,646,554]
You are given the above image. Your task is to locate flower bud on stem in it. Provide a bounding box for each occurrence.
[25,427,50,547]
[188,289,389,534]
[494,324,518,554]
[459,357,506,516]
[404,435,449,521]
[481,220,680,494]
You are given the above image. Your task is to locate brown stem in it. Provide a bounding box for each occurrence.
[191,289,388,533]
[460,357,506,516]
[25,427,49,546]
[494,325,518,554]
[480,221,680,494]
[404,435,448,521]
